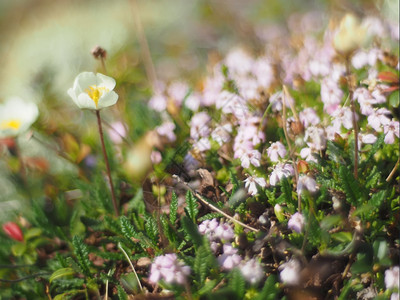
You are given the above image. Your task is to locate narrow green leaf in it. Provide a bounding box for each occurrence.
[50,268,75,284]
[72,235,92,278]
[181,216,202,248]
[255,275,279,300]
[170,192,178,224]
[184,191,198,222]
[228,269,245,299]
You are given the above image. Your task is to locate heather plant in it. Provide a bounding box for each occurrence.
[0,2,399,300]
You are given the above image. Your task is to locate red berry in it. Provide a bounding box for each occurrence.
[2,222,24,242]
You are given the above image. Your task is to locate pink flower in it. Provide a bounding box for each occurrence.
[244,175,267,196]
[331,106,354,130]
[211,124,232,145]
[321,78,343,114]
[297,174,318,194]
[384,120,400,144]
[304,126,326,151]
[367,108,391,132]
[218,244,242,270]
[150,151,162,164]
[190,112,211,140]
[240,149,261,169]
[214,224,235,241]
[157,121,176,142]
[107,122,127,145]
[299,108,320,128]
[269,163,294,186]
[288,212,305,233]
[149,254,191,285]
[148,93,167,112]
[279,259,301,285]
[267,142,287,162]
[167,81,189,107]
[198,219,219,236]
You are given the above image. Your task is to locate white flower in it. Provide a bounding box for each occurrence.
[67,72,118,110]
[288,212,305,233]
[279,259,301,285]
[269,163,294,186]
[297,174,318,194]
[385,266,400,290]
[239,259,264,284]
[267,141,287,162]
[0,97,39,138]
[244,175,266,196]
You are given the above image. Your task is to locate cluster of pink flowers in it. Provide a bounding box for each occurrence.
[149,253,191,285]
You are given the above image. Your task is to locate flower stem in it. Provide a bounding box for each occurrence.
[345,58,359,179]
[96,110,119,216]
[118,243,143,293]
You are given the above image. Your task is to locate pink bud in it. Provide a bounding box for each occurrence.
[3,222,23,242]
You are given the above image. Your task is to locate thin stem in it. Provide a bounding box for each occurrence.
[345,58,359,179]
[173,175,259,233]
[282,86,300,212]
[118,243,143,293]
[386,157,399,182]
[100,57,107,74]
[130,0,159,93]
[96,110,119,216]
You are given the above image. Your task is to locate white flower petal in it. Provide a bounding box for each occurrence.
[98,91,119,109]
[97,73,116,90]
[77,93,97,110]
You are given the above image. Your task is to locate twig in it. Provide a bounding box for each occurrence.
[0,272,49,283]
[386,157,399,182]
[118,243,144,293]
[104,269,112,300]
[96,110,119,216]
[173,175,259,232]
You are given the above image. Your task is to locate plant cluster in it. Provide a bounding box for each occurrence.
[0,7,399,300]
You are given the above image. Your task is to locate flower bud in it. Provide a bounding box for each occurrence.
[2,222,23,242]
[333,14,367,55]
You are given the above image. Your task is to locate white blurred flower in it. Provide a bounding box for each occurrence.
[269,163,294,186]
[0,97,39,138]
[149,253,191,285]
[150,151,162,165]
[239,259,264,284]
[297,174,318,194]
[107,121,127,144]
[279,259,301,285]
[67,72,118,110]
[385,266,400,290]
[218,244,242,270]
[288,212,305,233]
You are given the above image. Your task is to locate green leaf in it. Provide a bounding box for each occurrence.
[369,190,386,208]
[185,191,199,222]
[194,241,217,284]
[320,215,342,231]
[360,134,384,169]
[331,232,352,243]
[170,192,178,224]
[339,165,365,205]
[11,243,26,257]
[280,177,292,204]
[24,228,43,241]
[255,275,279,300]
[144,215,159,245]
[49,268,75,284]
[117,285,128,300]
[228,269,245,299]
[198,279,218,295]
[119,216,141,245]
[389,90,399,107]
[72,235,92,278]
[181,216,202,248]
[120,273,140,294]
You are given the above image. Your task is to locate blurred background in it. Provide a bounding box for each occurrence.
[0,0,398,218]
[1,0,397,99]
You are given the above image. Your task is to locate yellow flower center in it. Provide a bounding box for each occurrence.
[85,85,109,107]
[0,119,21,130]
